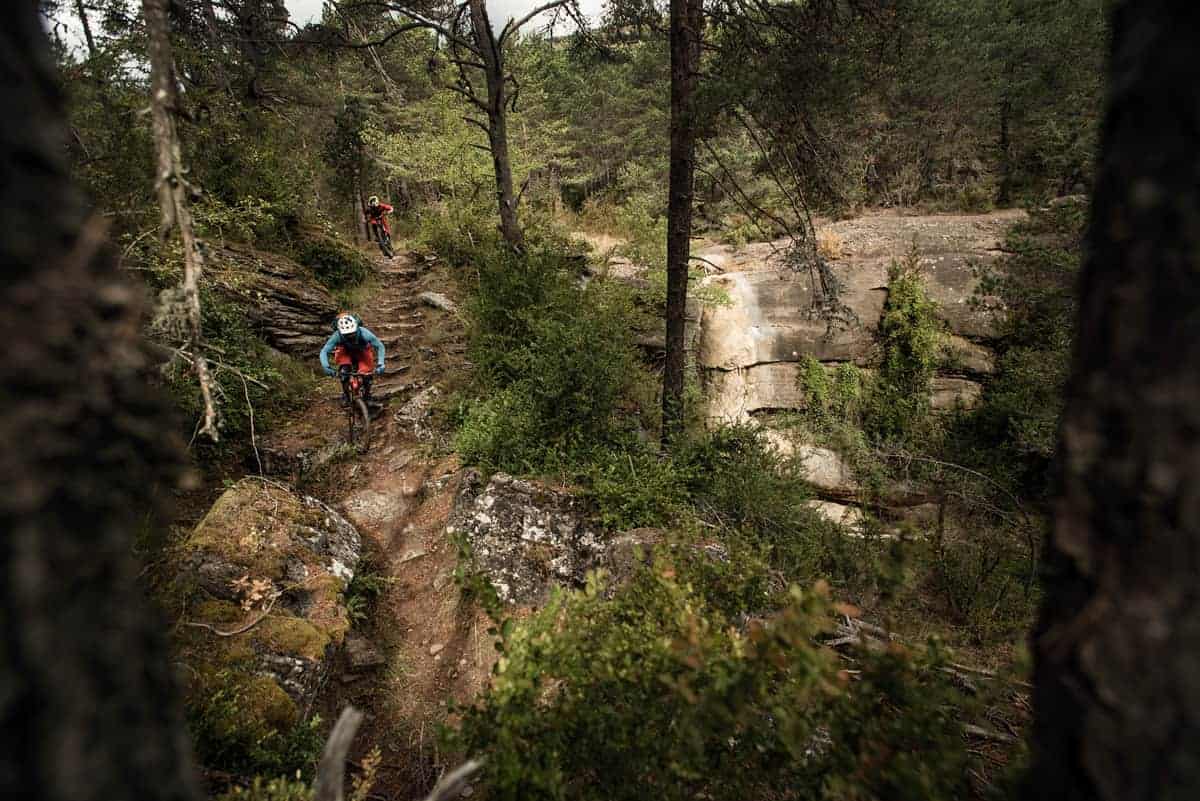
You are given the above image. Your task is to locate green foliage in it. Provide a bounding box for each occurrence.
[868,247,942,443]
[344,557,389,627]
[322,94,370,203]
[156,287,319,462]
[451,573,983,801]
[217,776,313,801]
[975,202,1082,481]
[581,447,691,529]
[453,235,639,474]
[295,232,372,290]
[187,672,324,779]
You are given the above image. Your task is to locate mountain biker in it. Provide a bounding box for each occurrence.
[364,195,393,239]
[320,313,386,407]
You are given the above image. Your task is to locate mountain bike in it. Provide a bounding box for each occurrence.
[338,369,373,452]
[369,221,394,259]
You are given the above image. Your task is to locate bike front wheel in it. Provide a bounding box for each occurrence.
[352,397,372,452]
[378,234,394,259]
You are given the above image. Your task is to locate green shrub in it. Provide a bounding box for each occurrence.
[451,573,984,801]
[973,202,1082,494]
[296,234,372,289]
[187,672,324,779]
[159,290,320,464]
[581,445,691,529]
[866,246,942,444]
[217,776,312,801]
[454,237,638,474]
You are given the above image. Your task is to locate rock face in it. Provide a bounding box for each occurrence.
[447,470,605,605]
[176,477,362,736]
[696,210,1021,423]
[211,245,340,357]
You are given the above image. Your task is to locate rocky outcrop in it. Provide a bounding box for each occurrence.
[176,477,362,736]
[211,244,340,357]
[447,470,605,605]
[696,211,1021,424]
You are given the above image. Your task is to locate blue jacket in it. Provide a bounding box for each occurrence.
[320,326,385,372]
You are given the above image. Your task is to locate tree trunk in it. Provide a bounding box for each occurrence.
[0,6,200,801]
[145,0,219,441]
[997,88,1014,205]
[662,0,703,444]
[74,0,96,58]
[468,0,523,249]
[1029,3,1200,799]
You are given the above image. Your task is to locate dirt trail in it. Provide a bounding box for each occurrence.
[264,248,494,799]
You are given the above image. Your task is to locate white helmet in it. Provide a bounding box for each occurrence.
[337,314,359,336]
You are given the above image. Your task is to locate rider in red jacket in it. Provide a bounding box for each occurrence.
[364,195,393,236]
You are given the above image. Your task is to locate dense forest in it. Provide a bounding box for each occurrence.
[10,1,1200,801]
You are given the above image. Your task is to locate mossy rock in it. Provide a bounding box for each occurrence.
[174,477,362,757]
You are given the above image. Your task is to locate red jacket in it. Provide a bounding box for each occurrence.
[365,202,393,235]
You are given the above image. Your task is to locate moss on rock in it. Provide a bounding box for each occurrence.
[172,477,362,775]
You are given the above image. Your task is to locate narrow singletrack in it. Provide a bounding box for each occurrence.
[264,247,491,799]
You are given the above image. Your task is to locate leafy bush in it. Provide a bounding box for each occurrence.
[155,287,320,464]
[451,573,984,801]
[454,236,639,474]
[344,556,389,627]
[296,233,372,290]
[217,776,312,801]
[187,672,324,779]
[867,246,942,443]
[973,202,1083,493]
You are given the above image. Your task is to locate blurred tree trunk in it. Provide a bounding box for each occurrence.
[1030,2,1200,799]
[0,4,200,801]
[662,0,703,443]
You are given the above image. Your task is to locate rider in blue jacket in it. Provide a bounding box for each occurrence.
[320,312,385,405]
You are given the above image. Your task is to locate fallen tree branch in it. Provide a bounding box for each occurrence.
[181,591,282,637]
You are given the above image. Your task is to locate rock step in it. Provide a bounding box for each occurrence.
[375,321,424,332]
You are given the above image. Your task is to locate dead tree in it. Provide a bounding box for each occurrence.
[74,0,97,57]
[145,0,220,441]
[0,5,200,800]
[329,0,580,249]
[662,0,703,442]
[1029,2,1200,799]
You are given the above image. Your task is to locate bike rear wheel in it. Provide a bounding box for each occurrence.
[378,233,394,259]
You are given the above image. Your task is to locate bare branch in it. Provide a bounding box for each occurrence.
[498,0,573,45]
[423,760,485,801]
[314,708,365,801]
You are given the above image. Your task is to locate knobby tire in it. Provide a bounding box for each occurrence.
[354,397,372,453]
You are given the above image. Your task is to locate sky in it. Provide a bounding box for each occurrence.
[52,1,605,55]
[284,0,606,28]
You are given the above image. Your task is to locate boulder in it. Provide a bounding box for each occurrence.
[938,333,995,376]
[394,385,442,440]
[794,445,861,499]
[931,377,983,410]
[210,245,340,358]
[806,500,868,535]
[341,489,407,531]
[447,470,605,605]
[418,291,457,313]
[176,477,361,735]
